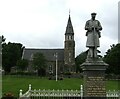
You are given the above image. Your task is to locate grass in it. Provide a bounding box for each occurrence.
[2,75,120,97]
[106,80,120,91]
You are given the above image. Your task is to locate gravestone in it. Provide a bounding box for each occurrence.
[81,13,108,99]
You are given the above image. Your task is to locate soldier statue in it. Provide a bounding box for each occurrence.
[85,13,102,58]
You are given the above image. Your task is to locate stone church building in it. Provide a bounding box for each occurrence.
[22,14,76,75]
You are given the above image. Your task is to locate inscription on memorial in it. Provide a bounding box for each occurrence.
[86,76,106,96]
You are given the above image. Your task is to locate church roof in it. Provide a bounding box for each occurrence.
[22,48,64,61]
[65,14,74,35]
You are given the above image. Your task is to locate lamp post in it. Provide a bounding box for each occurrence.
[54,53,58,82]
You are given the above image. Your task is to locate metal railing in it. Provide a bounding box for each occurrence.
[19,84,119,99]
[106,90,120,98]
[19,84,83,99]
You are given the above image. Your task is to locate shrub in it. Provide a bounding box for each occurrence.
[10,71,37,76]
[64,72,71,75]
[2,92,17,99]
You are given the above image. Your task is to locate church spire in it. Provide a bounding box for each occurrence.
[69,9,70,16]
[64,11,75,73]
[65,12,74,34]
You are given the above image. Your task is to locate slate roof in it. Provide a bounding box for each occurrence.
[22,48,64,61]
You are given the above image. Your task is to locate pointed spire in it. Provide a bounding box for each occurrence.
[69,9,70,16]
[65,11,74,35]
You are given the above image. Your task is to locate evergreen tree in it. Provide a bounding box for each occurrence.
[32,52,47,76]
[75,51,87,73]
[16,59,28,71]
[2,42,24,73]
[103,44,120,75]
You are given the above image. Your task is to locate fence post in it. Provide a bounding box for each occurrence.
[29,84,31,91]
[81,85,83,99]
[118,90,120,99]
[19,89,23,97]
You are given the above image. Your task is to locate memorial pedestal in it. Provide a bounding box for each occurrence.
[81,58,108,99]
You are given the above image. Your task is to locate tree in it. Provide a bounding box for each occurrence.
[103,44,120,75]
[16,59,28,71]
[0,35,6,44]
[2,35,6,43]
[2,42,24,73]
[0,36,3,68]
[75,51,87,73]
[32,52,47,76]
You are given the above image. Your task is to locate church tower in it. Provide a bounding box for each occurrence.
[64,13,75,73]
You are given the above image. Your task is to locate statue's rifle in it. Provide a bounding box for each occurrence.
[93,26,97,57]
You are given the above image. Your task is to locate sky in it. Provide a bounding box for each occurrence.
[0,0,119,57]
[118,1,120,43]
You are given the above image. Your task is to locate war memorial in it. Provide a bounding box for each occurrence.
[81,13,108,98]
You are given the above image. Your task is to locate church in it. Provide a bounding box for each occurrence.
[22,14,76,75]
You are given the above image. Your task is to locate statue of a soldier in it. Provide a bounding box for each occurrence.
[85,13,102,58]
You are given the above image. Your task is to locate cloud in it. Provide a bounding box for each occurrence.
[0,0,119,57]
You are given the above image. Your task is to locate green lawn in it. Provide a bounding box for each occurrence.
[2,75,119,97]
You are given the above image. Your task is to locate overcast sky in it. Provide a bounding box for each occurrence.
[0,0,119,57]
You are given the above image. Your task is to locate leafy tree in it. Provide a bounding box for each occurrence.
[103,44,120,75]
[32,52,47,76]
[16,59,28,71]
[0,36,4,68]
[2,35,6,43]
[2,42,24,73]
[0,35,6,44]
[75,51,87,73]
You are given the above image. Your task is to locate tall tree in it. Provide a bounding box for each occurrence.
[103,44,120,75]
[32,52,47,76]
[75,51,87,73]
[0,36,4,68]
[2,35,6,43]
[2,42,24,73]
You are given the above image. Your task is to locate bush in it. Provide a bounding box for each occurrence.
[10,71,37,76]
[64,72,71,75]
[48,77,52,80]
[2,92,17,99]
[59,77,63,80]
[105,74,120,80]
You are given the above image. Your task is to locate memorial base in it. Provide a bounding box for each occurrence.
[81,58,108,99]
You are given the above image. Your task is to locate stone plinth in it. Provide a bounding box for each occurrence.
[81,58,108,99]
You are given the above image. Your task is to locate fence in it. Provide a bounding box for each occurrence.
[19,84,120,99]
[106,90,120,98]
[19,84,83,99]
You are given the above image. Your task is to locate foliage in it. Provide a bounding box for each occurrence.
[75,51,87,73]
[10,71,37,76]
[2,42,24,73]
[2,35,6,43]
[0,35,6,67]
[2,92,17,99]
[103,44,120,75]
[16,59,28,71]
[64,72,72,75]
[0,35,6,44]
[32,52,47,76]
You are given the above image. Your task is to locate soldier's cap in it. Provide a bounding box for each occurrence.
[91,13,97,15]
